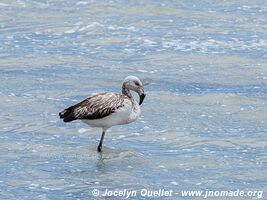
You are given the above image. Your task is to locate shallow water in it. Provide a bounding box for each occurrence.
[0,0,267,199]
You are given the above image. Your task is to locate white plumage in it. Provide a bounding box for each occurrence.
[82,96,140,128]
[59,76,146,152]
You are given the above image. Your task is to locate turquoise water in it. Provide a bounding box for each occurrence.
[0,0,266,199]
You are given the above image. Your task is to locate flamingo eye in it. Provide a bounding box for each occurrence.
[134,81,140,86]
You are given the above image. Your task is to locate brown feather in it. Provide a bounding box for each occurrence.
[59,93,129,122]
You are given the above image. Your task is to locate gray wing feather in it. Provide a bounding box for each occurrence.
[59,93,127,122]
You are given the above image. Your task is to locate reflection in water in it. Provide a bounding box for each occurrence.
[96,153,106,171]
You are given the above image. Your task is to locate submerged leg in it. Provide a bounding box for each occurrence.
[97,130,106,152]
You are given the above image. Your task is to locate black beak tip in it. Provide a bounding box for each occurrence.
[139,93,146,105]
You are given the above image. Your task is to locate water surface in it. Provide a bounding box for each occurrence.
[0,0,266,199]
